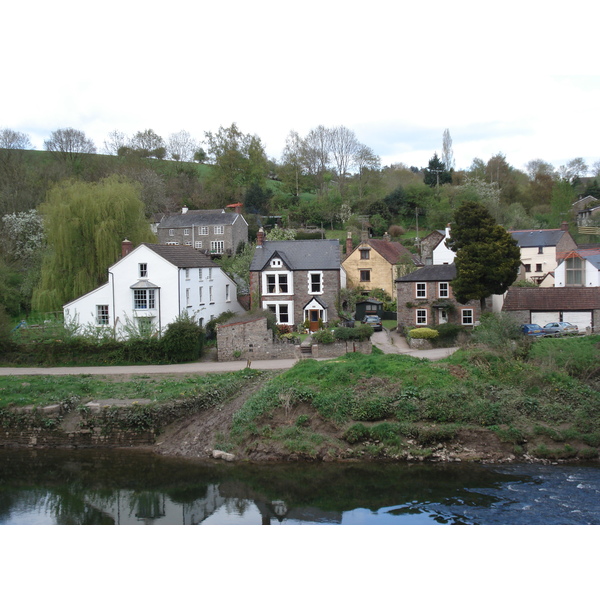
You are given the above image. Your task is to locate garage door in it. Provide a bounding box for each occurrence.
[531,312,560,327]
[563,311,592,332]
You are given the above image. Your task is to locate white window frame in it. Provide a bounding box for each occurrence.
[462,309,474,325]
[96,305,109,325]
[133,289,155,310]
[185,288,191,306]
[438,282,449,298]
[199,226,208,235]
[225,284,230,302]
[184,241,192,246]
[139,263,148,278]
[214,225,224,235]
[416,309,427,325]
[198,268,203,281]
[169,229,174,236]
[270,258,282,268]
[209,286,214,303]
[211,240,225,254]
[183,228,190,236]
[195,241,203,249]
[185,268,190,280]
[262,271,292,295]
[263,301,293,325]
[199,286,203,304]
[416,283,427,298]
[308,271,323,295]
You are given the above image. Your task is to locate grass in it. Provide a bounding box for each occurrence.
[0,371,255,410]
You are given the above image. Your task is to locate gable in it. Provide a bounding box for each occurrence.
[250,239,341,272]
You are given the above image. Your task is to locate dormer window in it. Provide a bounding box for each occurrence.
[139,263,147,278]
[270,258,282,268]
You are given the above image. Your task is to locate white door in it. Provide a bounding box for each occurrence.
[438,309,448,324]
[563,311,592,332]
[531,311,560,327]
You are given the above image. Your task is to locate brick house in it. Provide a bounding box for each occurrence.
[396,264,484,330]
[156,206,248,256]
[342,232,421,300]
[502,286,600,332]
[249,230,345,330]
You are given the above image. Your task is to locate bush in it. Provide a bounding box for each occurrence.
[312,329,335,344]
[205,311,238,340]
[333,324,374,342]
[161,314,204,363]
[408,327,439,339]
[433,323,464,345]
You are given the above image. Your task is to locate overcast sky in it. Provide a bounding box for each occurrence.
[3,0,599,173]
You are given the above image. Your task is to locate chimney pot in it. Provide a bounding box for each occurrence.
[182,206,188,214]
[256,228,265,248]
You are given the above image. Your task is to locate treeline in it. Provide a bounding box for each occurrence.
[1,123,599,318]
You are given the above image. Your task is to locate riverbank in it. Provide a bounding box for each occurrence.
[2,335,599,465]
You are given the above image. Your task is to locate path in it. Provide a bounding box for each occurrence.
[0,330,457,377]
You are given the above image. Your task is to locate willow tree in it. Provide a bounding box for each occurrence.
[32,175,155,312]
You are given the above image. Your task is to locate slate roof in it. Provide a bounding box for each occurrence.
[502,287,600,311]
[509,229,567,248]
[364,239,421,265]
[142,243,216,268]
[250,239,341,271]
[395,264,456,282]
[157,210,244,228]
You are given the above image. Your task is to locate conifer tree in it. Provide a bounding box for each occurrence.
[447,200,521,310]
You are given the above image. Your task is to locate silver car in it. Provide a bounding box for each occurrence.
[542,322,579,337]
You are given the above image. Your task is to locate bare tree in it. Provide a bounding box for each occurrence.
[558,157,588,182]
[329,125,359,184]
[129,129,165,158]
[44,127,96,162]
[167,130,197,162]
[103,130,128,155]
[0,129,33,150]
[302,125,331,192]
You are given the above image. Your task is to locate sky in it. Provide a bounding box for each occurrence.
[3,0,600,174]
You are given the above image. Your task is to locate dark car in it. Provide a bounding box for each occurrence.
[520,324,544,337]
[361,315,383,331]
[542,322,579,337]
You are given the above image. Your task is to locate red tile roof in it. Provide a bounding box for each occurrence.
[367,239,418,265]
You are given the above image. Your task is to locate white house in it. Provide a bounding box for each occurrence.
[432,225,456,265]
[554,248,600,288]
[64,241,244,338]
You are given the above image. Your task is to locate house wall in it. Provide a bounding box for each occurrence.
[554,260,600,287]
[396,279,482,330]
[251,268,341,327]
[432,228,455,265]
[420,231,444,265]
[343,245,397,299]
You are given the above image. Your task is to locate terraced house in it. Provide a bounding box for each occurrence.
[156,205,248,256]
[249,230,346,330]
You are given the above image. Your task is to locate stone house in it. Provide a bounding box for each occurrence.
[396,264,484,330]
[156,206,248,256]
[64,241,244,339]
[249,231,346,330]
[342,232,421,300]
[502,287,600,332]
[419,229,445,265]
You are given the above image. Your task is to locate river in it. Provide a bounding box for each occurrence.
[1,448,599,525]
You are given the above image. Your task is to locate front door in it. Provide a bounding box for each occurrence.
[438,309,448,324]
[309,310,320,332]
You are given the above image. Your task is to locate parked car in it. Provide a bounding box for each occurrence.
[361,315,383,331]
[542,322,579,337]
[520,324,544,337]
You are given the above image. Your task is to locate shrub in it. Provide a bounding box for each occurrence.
[333,324,373,342]
[205,311,238,340]
[160,314,204,363]
[343,423,370,444]
[433,323,464,345]
[312,329,335,344]
[350,397,395,421]
[408,327,439,340]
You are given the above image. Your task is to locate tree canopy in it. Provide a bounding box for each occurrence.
[32,175,155,312]
[447,200,521,308]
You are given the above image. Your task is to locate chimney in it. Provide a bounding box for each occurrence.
[182,206,188,214]
[122,239,133,257]
[346,232,353,255]
[445,223,451,238]
[560,221,569,231]
[383,231,391,242]
[256,227,265,248]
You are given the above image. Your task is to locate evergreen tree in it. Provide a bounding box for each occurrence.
[423,153,452,187]
[447,200,521,310]
[32,175,155,312]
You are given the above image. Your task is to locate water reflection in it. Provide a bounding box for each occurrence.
[1,449,599,524]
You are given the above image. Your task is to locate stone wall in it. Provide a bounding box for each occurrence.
[217,316,371,361]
